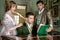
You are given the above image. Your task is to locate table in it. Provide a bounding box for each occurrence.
[1,34,60,40]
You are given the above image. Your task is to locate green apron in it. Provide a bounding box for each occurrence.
[16,22,30,36]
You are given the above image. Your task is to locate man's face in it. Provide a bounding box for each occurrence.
[26,15,34,24]
[37,3,44,10]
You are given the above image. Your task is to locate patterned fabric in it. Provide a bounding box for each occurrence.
[36,9,53,26]
[2,13,16,35]
[36,13,42,25]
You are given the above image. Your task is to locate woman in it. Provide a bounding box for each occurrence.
[2,1,22,36]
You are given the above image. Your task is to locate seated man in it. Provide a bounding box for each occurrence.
[16,12,37,36]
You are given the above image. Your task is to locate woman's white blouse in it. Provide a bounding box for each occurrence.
[2,13,16,35]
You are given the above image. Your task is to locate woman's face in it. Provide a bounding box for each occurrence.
[11,4,16,12]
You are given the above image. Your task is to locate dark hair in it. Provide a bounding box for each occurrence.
[5,1,16,12]
[36,0,44,5]
[26,12,34,18]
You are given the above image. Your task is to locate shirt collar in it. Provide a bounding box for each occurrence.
[25,21,33,33]
[25,21,33,27]
[39,8,44,14]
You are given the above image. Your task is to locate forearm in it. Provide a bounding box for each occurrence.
[9,23,22,31]
[49,16,53,30]
[47,11,53,31]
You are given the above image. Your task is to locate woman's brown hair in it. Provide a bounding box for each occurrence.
[5,1,16,12]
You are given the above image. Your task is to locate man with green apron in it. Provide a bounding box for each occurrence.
[16,12,37,36]
[36,0,53,36]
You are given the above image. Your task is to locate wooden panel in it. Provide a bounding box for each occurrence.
[13,5,26,23]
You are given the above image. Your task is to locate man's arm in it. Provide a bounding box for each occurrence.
[46,11,53,32]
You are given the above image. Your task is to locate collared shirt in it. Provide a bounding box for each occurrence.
[25,21,33,34]
[39,8,44,14]
[36,8,45,25]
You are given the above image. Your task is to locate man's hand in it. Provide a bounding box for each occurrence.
[46,27,53,32]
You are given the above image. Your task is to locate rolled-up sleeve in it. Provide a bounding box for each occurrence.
[47,11,53,28]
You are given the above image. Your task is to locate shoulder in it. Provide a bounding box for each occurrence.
[44,8,48,12]
[16,22,27,30]
[47,10,51,15]
[3,14,9,21]
[44,8,51,15]
[22,22,27,27]
[45,8,51,13]
[4,13,9,18]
